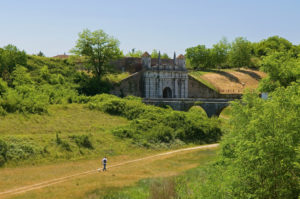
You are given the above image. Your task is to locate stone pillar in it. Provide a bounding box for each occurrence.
[175,79,178,98]
[144,77,149,98]
[184,78,188,98]
[159,78,163,98]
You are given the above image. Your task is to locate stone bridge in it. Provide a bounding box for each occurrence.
[143,98,236,117]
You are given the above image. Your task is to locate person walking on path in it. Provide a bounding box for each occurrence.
[102,157,107,171]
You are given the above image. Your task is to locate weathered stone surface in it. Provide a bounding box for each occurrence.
[143,54,188,99]
[110,71,144,97]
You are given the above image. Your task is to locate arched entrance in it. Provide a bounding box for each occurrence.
[163,87,172,98]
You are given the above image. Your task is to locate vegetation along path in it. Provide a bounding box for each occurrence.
[0,144,218,199]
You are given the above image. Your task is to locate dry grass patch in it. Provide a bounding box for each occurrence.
[1,147,216,199]
[190,68,266,94]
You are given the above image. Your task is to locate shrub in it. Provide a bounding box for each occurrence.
[69,135,93,149]
[4,138,44,161]
[0,139,7,166]
[93,94,223,146]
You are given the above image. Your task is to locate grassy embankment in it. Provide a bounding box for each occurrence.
[189,68,266,94]
[189,71,219,92]
[0,104,144,167]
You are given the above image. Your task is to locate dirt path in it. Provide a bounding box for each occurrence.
[0,143,218,198]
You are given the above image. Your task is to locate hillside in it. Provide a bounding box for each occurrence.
[189,68,266,94]
[0,104,136,166]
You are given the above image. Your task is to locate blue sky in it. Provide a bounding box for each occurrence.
[0,0,299,57]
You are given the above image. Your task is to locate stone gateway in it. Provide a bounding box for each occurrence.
[142,52,188,99]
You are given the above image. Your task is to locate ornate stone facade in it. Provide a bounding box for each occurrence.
[142,52,188,99]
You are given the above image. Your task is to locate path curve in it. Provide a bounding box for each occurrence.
[0,143,219,198]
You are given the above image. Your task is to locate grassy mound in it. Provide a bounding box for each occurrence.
[0,104,131,166]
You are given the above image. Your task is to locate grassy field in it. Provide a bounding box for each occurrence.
[0,104,157,167]
[0,146,217,199]
[86,149,217,199]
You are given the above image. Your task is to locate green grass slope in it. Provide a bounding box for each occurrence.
[0,104,139,166]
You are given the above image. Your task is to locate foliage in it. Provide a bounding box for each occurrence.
[228,37,252,68]
[253,36,298,57]
[0,44,27,81]
[150,49,170,59]
[195,84,300,198]
[70,29,122,77]
[185,45,213,70]
[259,51,300,92]
[37,51,45,57]
[69,134,93,149]
[0,139,7,166]
[211,37,230,69]
[88,94,222,146]
[0,52,83,114]
[185,36,300,70]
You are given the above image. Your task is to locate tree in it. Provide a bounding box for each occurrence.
[0,45,27,80]
[37,51,45,57]
[222,85,299,198]
[161,53,170,59]
[211,38,230,69]
[198,84,300,199]
[254,36,293,57]
[70,29,122,77]
[185,45,213,70]
[259,51,300,92]
[151,49,159,58]
[228,37,252,68]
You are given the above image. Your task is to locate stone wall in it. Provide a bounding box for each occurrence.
[110,71,144,97]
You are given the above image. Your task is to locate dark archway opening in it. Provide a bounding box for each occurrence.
[163,87,172,98]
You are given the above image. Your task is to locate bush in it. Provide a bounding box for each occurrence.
[4,138,44,161]
[92,94,223,146]
[69,135,93,149]
[0,139,7,166]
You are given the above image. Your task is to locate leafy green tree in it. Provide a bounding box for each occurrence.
[211,38,230,68]
[11,65,33,86]
[0,45,27,80]
[254,36,294,57]
[151,49,159,58]
[223,86,299,199]
[37,51,45,57]
[70,29,122,77]
[228,37,252,68]
[197,84,300,199]
[150,50,170,59]
[185,45,213,70]
[259,51,300,92]
[161,53,170,59]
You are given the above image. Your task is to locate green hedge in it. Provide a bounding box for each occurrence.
[88,94,222,146]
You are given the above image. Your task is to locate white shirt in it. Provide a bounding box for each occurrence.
[102,158,107,164]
